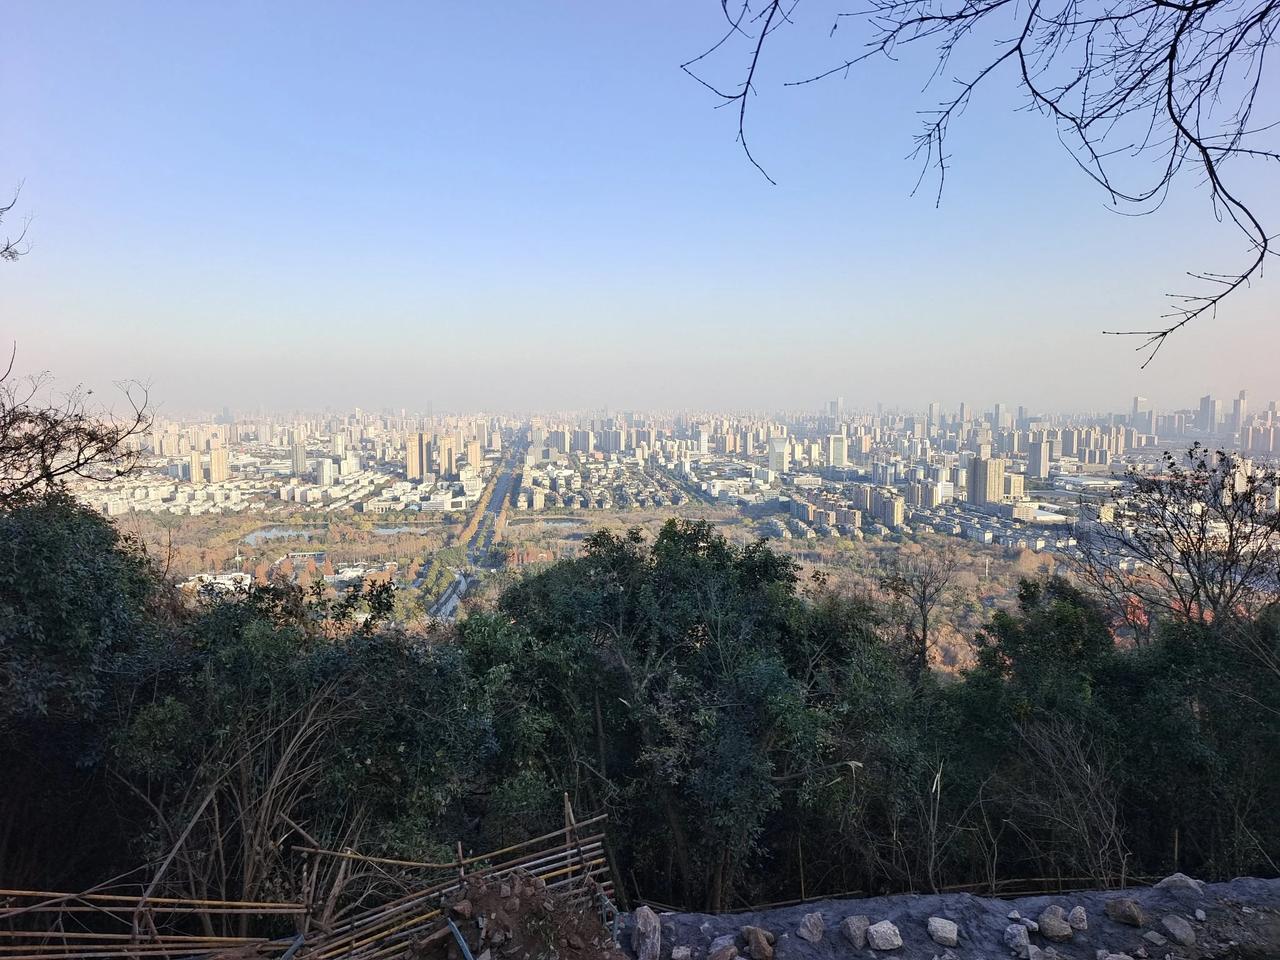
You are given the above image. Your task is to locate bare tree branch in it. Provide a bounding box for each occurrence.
[686,0,1277,358]
[0,349,152,507]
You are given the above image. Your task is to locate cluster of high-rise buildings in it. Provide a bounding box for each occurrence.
[1132,390,1279,453]
[73,388,1275,528]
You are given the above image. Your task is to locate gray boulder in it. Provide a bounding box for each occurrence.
[1068,905,1088,930]
[1161,914,1196,947]
[867,920,903,951]
[671,948,692,960]
[840,915,870,950]
[1005,922,1031,953]
[1038,906,1073,942]
[1155,873,1205,896]
[632,906,662,960]
[1104,897,1145,926]
[926,917,958,948]
[795,912,824,944]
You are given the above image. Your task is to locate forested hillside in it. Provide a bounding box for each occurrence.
[2,491,1277,913]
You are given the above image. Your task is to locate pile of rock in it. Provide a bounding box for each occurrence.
[1002,902,1091,959]
[628,871,1271,960]
[1088,875,1205,960]
[841,912,939,952]
[678,910,968,957]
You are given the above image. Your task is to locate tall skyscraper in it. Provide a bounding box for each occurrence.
[437,435,458,477]
[208,447,229,483]
[826,434,848,468]
[1027,441,1050,480]
[1199,394,1221,434]
[767,437,790,474]
[967,457,1006,508]
[405,432,431,481]
[291,442,307,477]
[1233,390,1248,435]
[188,451,203,485]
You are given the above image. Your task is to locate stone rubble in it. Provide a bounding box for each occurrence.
[637,872,1279,960]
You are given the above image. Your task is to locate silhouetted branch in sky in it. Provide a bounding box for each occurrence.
[1,186,32,262]
[686,0,1277,363]
[0,351,153,507]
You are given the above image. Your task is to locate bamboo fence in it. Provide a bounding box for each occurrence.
[0,801,617,960]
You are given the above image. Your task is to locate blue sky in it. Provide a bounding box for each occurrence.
[3,2,1276,414]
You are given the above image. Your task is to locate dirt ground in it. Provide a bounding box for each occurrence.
[427,871,626,960]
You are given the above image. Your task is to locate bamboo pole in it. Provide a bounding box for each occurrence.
[293,814,607,871]
[0,942,261,947]
[0,890,304,910]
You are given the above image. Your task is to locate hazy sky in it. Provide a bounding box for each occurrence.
[4,2,1277,415]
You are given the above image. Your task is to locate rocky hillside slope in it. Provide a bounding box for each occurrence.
[621,875,1280,960]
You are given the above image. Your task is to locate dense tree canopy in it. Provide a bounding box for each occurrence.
[0,501,1276,916]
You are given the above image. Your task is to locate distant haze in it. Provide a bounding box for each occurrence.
[3,3,1277,413]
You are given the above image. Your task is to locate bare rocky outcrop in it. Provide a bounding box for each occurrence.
[621,876,1280,960]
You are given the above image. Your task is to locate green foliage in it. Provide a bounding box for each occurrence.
[471,520,913,909]
[1,498,1276,912]
[0,491,157,730]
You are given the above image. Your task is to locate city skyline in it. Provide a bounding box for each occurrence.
[72,388,1280,560]
[83,389,1280,426]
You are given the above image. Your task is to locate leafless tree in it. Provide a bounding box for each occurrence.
[1074,443,1280,632]
[880,546,959,679]
[0,347,151,507]
[685,0,1277,361]
[1,189,30,262]
[1004,717,1131,887]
